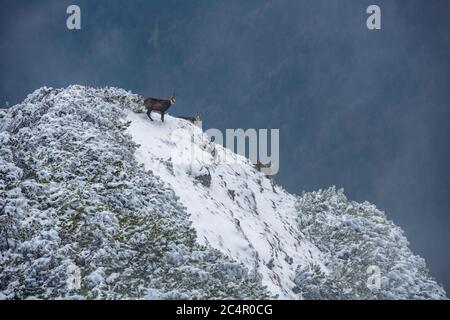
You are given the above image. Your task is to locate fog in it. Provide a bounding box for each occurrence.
[1,0,448,291]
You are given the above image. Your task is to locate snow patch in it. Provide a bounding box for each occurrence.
[126,110,322,298]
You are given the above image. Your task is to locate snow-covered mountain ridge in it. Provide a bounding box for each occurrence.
[126,105,322,299]
[0,86,446,299]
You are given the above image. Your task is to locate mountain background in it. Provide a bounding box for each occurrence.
[0,0,449,292]
[0,85,445,299]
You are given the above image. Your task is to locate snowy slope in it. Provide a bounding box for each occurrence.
[126,111,322,298]
[1,85,445,300]
[0,86,270,299]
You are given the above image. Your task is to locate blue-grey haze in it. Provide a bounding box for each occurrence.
[1,0,449,292]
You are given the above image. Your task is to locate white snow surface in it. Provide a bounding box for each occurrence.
[126,111,322,298]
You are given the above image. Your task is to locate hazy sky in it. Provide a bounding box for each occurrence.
[1,0,449,292]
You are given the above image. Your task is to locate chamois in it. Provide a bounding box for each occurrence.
[255,160,273,173]
[176,112,201,125]
[143,95,176,122]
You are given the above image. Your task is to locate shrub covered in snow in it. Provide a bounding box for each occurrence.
[0,86,269,299]
[294,187,446,299]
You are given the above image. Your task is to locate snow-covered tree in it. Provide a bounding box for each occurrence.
[294,187,446,299]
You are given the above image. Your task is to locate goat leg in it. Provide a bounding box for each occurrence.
[147,110,154,121]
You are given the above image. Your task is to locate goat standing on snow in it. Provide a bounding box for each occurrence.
[143,95,176,122]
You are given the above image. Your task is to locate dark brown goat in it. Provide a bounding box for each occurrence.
[176,112,201,125]
[143,96,176,122]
